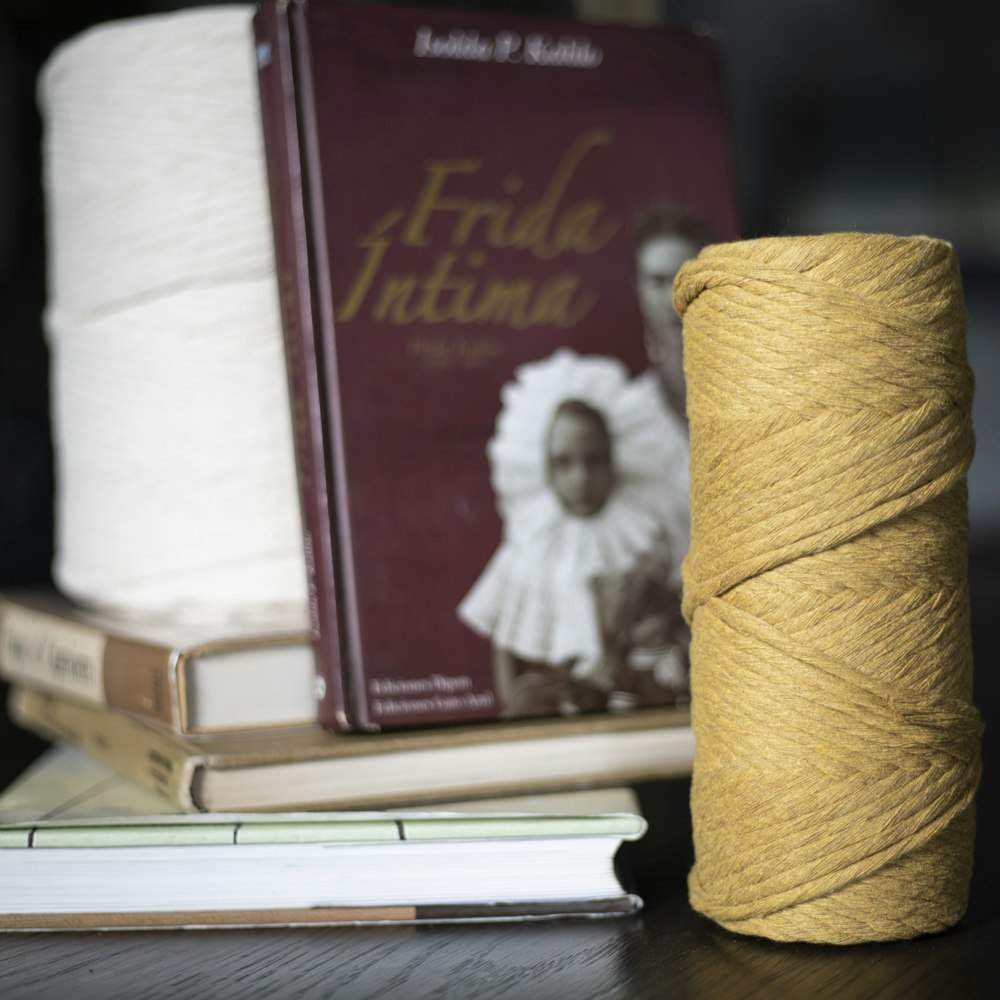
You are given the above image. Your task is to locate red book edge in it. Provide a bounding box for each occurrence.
[253,1,357,731]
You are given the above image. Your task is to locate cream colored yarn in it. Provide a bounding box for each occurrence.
[675,233,981,945]
[39,6,307,619]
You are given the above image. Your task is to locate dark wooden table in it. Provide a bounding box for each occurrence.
[2,548,998,999]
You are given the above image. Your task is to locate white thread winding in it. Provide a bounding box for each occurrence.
[39,6,307,620]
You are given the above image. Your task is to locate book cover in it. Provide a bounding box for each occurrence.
[9,686,693,814]
[0,590,315,735]
[0,742,642,823]
[255,1,740,730]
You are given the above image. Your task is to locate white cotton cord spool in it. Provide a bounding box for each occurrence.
[39,5,307,621]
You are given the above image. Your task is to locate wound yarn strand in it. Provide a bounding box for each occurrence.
[675,233,981,945]
[39,6,307,620]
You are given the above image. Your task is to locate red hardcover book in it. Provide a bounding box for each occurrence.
[254,0,739,730]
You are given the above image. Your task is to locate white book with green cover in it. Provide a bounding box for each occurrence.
[0,746,645,930]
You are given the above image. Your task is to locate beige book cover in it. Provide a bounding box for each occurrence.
[9,686,693,812]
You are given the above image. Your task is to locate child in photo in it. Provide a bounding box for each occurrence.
[458,348,689,718]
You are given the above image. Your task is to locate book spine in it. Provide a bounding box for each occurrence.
[253,2,352,730]
[0,602,179,729]
[7,687,200,812]
[287,2,372,730]
[0,900,639,931]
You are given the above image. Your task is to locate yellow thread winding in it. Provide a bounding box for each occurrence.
[674,233,982,945]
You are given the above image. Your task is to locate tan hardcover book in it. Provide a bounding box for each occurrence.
[9,686,693,814]
[0,590,314,735]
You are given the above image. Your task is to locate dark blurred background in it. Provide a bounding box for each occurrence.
[1,0,998,788]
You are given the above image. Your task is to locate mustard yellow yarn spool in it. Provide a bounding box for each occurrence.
[674,233,982,945]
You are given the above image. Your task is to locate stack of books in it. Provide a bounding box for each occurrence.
[0,590,694,813]
[0,589,686,927]
[1,0,739,928]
